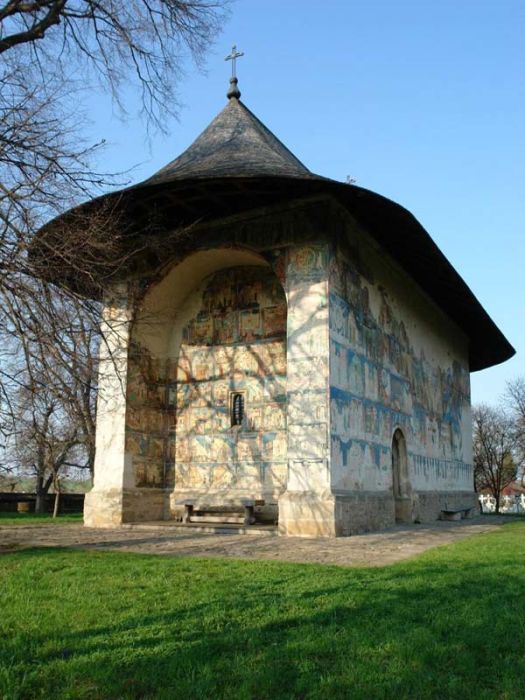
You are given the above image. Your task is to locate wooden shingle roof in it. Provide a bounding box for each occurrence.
[146,97,311,182]
[33,88,515,371]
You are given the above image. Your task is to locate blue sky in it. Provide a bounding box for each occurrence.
[85,0,524,405]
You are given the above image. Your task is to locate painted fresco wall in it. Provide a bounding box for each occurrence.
[125,346,172,490]
[123,241,332,509]
[285,245,331,494]
[171,266,287,499]
[279,243,335,536]
[89,199,479,532]
[329,227,473,499]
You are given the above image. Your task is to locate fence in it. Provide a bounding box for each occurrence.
[0,492,85,514]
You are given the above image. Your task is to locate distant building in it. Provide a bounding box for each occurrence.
[40,73,514,536]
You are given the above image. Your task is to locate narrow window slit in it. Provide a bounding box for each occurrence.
[231,392,245,426]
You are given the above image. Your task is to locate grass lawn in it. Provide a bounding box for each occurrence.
[0,512,83,526]
[1,522,524,700]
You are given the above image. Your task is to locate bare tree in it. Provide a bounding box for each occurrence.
[473,404,518,513]
[0,0,228,294]
[8,386,79,513]
[0,1,226,123]
[505,377,525,486]
[0,1,227,490]
[3,289,100,510]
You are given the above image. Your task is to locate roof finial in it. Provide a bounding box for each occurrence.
[225,44,244,99]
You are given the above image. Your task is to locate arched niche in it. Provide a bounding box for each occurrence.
[125,248,288,509]
[132,248,271,358]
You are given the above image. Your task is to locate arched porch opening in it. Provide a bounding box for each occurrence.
[126,248,288,522]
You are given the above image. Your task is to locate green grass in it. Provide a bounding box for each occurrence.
[1,522,524,700]
[0,512,83,526]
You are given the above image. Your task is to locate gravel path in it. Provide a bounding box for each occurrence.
[0,516,509,567]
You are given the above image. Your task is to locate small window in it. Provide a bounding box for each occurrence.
[231,392,245,427]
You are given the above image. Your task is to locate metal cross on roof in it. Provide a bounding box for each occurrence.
[225,44,244,78]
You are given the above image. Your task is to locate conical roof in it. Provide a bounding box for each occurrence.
[145,95,311,184]
[32,78,515,372]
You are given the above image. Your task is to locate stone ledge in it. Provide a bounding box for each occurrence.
[278,491,337,538]
[84,488,169,527]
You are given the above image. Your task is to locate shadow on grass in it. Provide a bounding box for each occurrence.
[1,534,525,699]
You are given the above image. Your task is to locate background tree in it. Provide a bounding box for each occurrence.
[505,377,525,486]
[9,388,80,513]
[3,288,101,509]
[473,404,518,513]
[0,0,228,492]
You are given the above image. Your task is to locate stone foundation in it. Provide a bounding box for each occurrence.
[278,492,338,537]
[329,490,478,536]
[84,489,169,527]
[278,490,479,538]
[416,490,478,522]
[333,492,396,535]
[84,487,478,534]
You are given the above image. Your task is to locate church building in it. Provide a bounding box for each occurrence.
[41,65,514,536]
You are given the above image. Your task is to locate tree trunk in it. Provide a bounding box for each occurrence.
[88,444,96,478]
[53,490,60,518]
[495,492,500,514]
[35,473,46,514]
[35,472,53,513]
[52,473,61,518]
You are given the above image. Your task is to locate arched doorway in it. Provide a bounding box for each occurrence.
[391,428,411,523]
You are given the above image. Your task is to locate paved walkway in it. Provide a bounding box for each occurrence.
[0,516,509,567]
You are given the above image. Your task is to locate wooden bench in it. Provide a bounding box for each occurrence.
[178,499,264,526]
